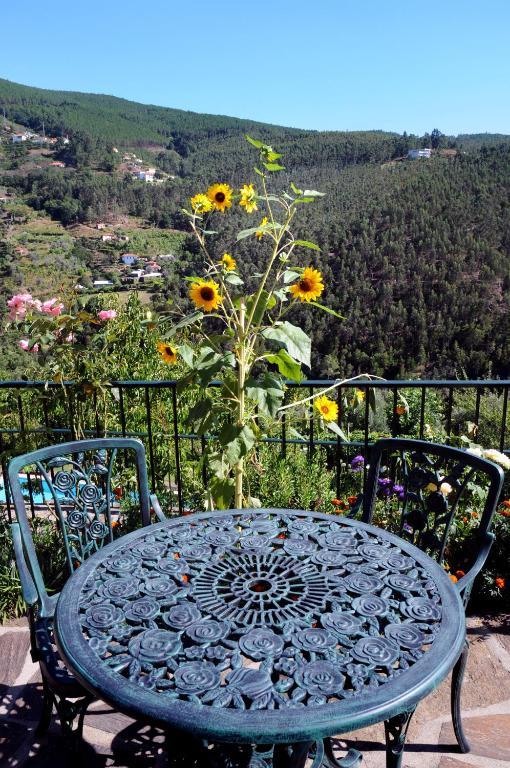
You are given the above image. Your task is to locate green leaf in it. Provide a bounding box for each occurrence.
[164,311,203,337]
[246,291,275,327]
[178,343,194,367]
[309,302,345,319]
[225,273,244,285]
[209,477,235,509]
[219,423,256,465]
[302,189,325,197]
[262,321,311,368]
[246,374,285,417]
[236,225,263,241]
[266,151,282,161]
[292,197,316,204]
[245,135,264,149]
[266,349,303,382]
[273,288,288,302]
[186,398,216,435]
[247,496,262,508]
[263,162,285,172]
[254,167,264,177]
[290,182,303,196]
[325,420,348,440]
[282,270,300,284]
[293,240,321,251]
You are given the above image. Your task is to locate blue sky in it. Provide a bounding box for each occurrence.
[2,0,509,135]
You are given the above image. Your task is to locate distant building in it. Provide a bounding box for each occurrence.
[93,280,113,287]
[11,133,28,143]
[49,161,66,168]
[121,253,137,266]
[140,271,162,281]
[118,234,130,243]
[102,234,116,242]
[96,222,107,230]
[407,148,432,160]
[137,170,155,183]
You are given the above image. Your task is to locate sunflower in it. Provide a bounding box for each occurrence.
[314,395,338,421]
[289,267,324,302]
[206,183,233,212]
[157,341,178,364]
[256,216,268,240]
[190,193,213,215]
[239,183,258,213]
[219,253,236,271]
[189,280,222,312]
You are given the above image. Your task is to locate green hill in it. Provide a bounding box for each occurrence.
[1,78,510,380]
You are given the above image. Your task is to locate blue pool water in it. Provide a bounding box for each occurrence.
[0,478,63,505]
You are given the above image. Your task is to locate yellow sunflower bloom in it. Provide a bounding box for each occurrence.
[289,267,324,302]
[190,193,213,215]
[219,253,236,271]
[239,183,258,213]
[157,341,178,365]
[256,216,269,240]
[189,280,223,312]
[206,183,233,213]
[315,395,338,422]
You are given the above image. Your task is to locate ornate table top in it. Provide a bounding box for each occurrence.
[55,509,465,744]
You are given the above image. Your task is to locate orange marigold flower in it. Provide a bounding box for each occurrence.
[496,577,505,590]
[347,495,358,505]
[471,511,479,519]
[331,498,342,506]
[449,574,458,583]
[502,500,510,508]
[395,404,406,416]
[455,570,466,579]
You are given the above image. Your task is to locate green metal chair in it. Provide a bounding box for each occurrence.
[8,437,166,744]
[360,438,505,754]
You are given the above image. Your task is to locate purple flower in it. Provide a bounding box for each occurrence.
[392,484,404,494]
[378,478,392,487]
[350,455,365,471]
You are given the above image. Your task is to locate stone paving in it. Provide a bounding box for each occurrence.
[1,615,509,767]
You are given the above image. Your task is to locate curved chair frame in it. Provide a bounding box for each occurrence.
[9,437,166,745]
[360,438,505,754]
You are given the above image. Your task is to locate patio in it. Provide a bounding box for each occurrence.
[2,615,509,767]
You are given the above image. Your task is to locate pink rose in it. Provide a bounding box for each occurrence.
[7,293,33,320]
[18,339,39,353]
[41,298,64,316]
[98,309,117,321]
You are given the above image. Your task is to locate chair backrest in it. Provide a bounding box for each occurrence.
[362,438,504,566]
[8,438,151,616]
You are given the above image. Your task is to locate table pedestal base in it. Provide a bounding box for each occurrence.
[165,735,362,768]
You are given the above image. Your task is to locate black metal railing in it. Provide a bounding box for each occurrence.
[0,378,508,519]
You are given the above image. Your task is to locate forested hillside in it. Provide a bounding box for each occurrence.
[1,79,509,380]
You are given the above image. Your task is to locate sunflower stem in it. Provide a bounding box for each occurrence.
[234,301,247,508]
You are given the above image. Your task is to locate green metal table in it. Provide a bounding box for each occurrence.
[54,509,466,767]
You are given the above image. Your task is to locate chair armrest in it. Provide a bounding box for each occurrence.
[456,530,495,597]
[10,523,39,607]
[150,493,167,522]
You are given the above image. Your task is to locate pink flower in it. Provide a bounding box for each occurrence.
[7,293,33,321]
[18,339,39,353]
[65,333,76,343]
[98,309,117,321]
[41,298,64,316]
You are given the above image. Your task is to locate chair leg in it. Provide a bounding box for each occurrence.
[324,738,363,767]
[384,708,415,768]
[35,677,55,737]
[451,639,471,753]
[53,693,94,749]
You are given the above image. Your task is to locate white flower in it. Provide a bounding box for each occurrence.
[439,482,453,496]
[482,449,510,470]
[466,446,483,458]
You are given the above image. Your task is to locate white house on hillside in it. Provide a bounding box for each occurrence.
[407,148,432,159]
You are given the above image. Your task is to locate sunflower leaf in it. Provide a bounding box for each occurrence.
[265,349,303,382]
[186,398,216,434]
[263,162,285,172]
[178,343,194,367]
[163,311,203,337]
[302,189,326,197]
[225,273,244,285]
[245,135,264,149]
[309,302,345,319]
[290,182,303,196]
[246,374,285,417]
[261,321,311,369]
[282,270,300,284]
[246,291,276,327]
[293,240,321,251]
[325,420,348,440]
[219,424,256,465]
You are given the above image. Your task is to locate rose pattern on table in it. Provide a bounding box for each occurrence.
[76,511,444,710]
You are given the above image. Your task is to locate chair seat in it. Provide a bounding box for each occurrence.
[34,616,89,699]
